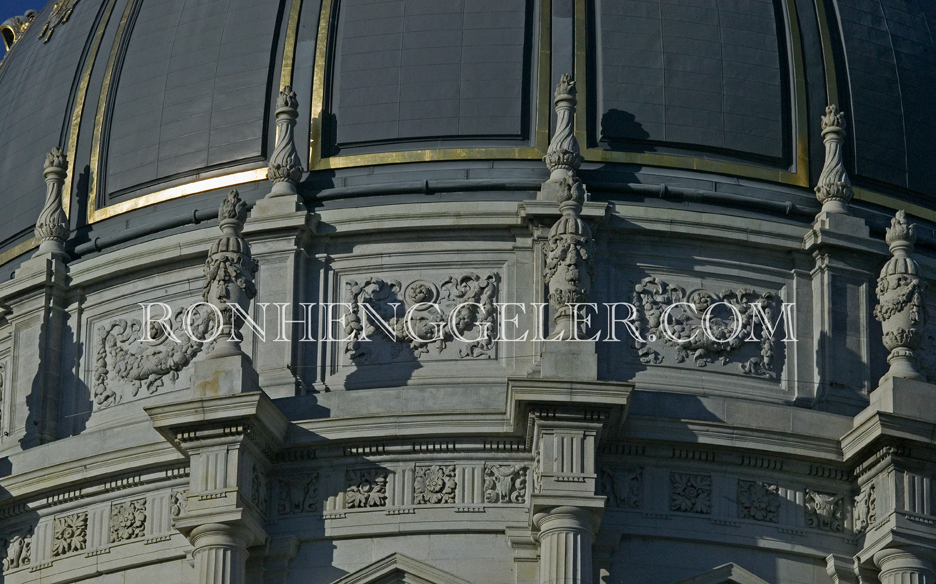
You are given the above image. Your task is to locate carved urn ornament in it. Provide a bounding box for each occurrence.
[815,104,853,215]
[34,146,69,258]
[203,189,258,358]
[267,85,304,197]
[545,174,595,340]
[874,210,926,384]
[543,73,582,180]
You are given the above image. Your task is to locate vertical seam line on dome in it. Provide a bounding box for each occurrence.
[156,1,189,185]
[658,0,665,142]
[878,2,909,189]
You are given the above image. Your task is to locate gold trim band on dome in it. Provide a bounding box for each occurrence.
[86,0,137,225]
[0,238,38,267]
[307,0,552,171]
[62,0,120,217]
[279,0,302,89]
[813,0,840,109]
[88,168,268,221]
[573,0,810,188]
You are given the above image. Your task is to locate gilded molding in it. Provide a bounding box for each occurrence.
[39,0,80,42]
[1,10,37,51]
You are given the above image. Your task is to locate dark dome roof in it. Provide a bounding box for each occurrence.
[0,0,934,263]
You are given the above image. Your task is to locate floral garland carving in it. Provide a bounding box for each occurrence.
[632,276,779,376]
[344,273,498,362]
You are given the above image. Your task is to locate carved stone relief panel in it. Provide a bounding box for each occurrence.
[1,526,32,572]
[277,473,319,515]
[854,483,876,534]
[169,490,187,520]
[92,306,217,410]
[737,480,779,522]
[670,473,712,514]
[346,469,388,509]
[109,499,146,543]
[805,489,844,532]
[630,276,784,378]
[250,464,269,516]
[414,465,457,505]
[483,464,527,504]
[52,512,87,557]
[600,467,641,509]
[343,273,499,365]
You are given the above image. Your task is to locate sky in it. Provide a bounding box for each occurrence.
[0,0,42,21]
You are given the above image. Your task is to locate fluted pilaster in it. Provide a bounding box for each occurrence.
[190,523,252,584]
[874,548,936,584]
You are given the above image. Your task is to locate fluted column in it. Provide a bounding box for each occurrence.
[874,548,936,584]
[190,523,252,584]
[534,506,599,584]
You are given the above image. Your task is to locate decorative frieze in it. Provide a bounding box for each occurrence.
[346,469,388,509]
[277,474,318,515]
[483,464,527,504]
[854,483,876,534]
[344,273,498,362]
[600,467,641,508]
[52,512,87,557]
[414,465,456,505]
[169,490,187,519]
[670,473,711,514]
[1,527,32,571]
[632,277,780,377]
[737,480,779,523]
[805,489,844,532]
[250,464,268,514]
[110,499,146,542]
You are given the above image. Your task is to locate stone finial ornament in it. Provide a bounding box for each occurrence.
[267,85,303,198]
[543,74,582,179]
[815,104,853,215]
[203,189,258,358]
[874,210,927,384]
[545,174,595,339]
[1,10,38,51]
[33,146,69,257]
[39,0,79,43]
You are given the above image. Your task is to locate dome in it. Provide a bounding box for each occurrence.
[0,0,933,267]
[0,1,935,584]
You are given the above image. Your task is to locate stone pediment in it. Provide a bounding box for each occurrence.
[669,563,773,584]
[330,554,474,584]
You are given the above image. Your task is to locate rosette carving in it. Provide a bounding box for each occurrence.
[874,210,926,384]
[267,86,304,197]
[815,104,853,214]
[34,146,68,257]
[203,189,258,358]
